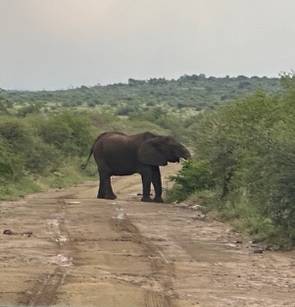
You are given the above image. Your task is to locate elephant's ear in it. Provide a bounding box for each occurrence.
[138,139,168,166]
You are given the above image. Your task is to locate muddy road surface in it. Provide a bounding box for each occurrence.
[0,164,295,306]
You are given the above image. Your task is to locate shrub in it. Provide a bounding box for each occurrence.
[169,78,295,247]
[0,138,23,181]
[37,112,93,156]
[168,160,215,201]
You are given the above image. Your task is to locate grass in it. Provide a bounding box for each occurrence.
[0,158,98,201]
[0,178,41,200]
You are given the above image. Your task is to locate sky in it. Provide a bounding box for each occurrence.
[0,0,294,90]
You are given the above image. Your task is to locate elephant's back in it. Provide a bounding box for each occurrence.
[93,132,138,174]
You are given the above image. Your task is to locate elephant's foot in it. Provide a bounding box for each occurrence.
[153,197,164,203]
[137,193,153,197]
[96,194,117,200]
[141,196,153,203]
[105,194,117,200]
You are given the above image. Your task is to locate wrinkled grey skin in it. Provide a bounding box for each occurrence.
[82,131,191,203]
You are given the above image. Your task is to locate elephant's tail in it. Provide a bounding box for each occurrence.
[81,146,94,170]
[81,132,108,169]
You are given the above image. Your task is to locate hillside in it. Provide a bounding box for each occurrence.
[0,75,281,114]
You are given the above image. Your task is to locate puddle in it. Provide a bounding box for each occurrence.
[116,212,126,220]
[47,218,68,245]
[56,235,68,243]
[49,254,72,267]
[47,219,59,227]
[114,208,126,220]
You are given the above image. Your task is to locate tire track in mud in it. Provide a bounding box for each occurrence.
[20,199,74,306]
[22,267,66,306]
[110,207,176,307]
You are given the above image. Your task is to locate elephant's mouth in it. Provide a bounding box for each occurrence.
[182,149,191,160]
[174,147,191,161]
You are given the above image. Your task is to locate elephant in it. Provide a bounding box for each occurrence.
[82,131,191,202]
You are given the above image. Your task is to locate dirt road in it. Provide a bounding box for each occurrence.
[0,164,295,306]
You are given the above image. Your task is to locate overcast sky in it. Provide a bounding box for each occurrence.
[0,0,294,90]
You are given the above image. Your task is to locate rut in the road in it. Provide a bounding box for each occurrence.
[21,199,73,306]
[23,267,66,306]
[110,212,176,307]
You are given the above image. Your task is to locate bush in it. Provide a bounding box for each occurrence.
[168,160,215,202]
[0,138,23,181]
[0,111,96,199]
[37,112,93,156]
[169,77,295,247]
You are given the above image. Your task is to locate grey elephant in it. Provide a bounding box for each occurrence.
[82,131,190,202]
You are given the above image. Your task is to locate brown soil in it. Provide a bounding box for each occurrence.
[0,164,295,306]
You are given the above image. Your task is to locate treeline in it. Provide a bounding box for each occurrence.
[0,75,281,113]
[168,75,295,247]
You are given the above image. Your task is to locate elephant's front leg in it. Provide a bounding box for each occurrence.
[140,168,153,202]
[152,166,163,203]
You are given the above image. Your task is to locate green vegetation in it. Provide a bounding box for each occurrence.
[0,112,92,199]
[168,74,295,248]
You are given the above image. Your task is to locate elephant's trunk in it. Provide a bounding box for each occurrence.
[179,145,191,160]
[171,144,191,162]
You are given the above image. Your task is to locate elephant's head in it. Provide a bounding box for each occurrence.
[138,135,191,166]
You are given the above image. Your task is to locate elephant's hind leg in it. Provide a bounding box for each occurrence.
[97,171,105,199]
[98,171,117,200]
